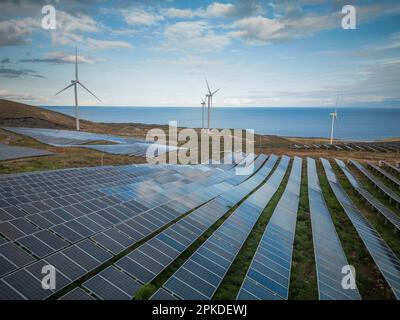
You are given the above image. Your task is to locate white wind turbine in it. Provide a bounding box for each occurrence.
[55,48,101,131]
[205,78,220,131]
[329,95,339,145]
[201,97,206,129]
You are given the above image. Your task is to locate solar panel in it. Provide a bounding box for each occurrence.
[150,288,178,300]
[75,239,112,263]
[17,235,55,258]
[336,159,400,232]
[2,269,52,300]
[59,287,94,300]
[308,158,361,300]
[164,156,290,300]
[321,158,400,300]
[0,143,53,161]
[62,245,101,271]
[237,156,301,300]
[367,162,400,189]
[0,280,24,300]
[350,160,400,207]
[0,242,35,269]
[44,252,86,282]
[0,157,256,299]
[95,266,141,297]
[83,274,131,300]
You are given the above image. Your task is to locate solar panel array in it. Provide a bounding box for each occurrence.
[336,159,400,232]
[0,161,248,299]
[367,163,400,189]
[382,162,400,175]
[2,127,184,158]
[321,158,400,300]
[291,141,400,153]
[82,154,271,299]
[161,155,290,300]
[237,156,301,300]
[0,143,53,161]
[307,158,361,300]
[350,160,400,207]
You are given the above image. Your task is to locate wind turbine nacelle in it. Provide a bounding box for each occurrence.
[71,80,75,84]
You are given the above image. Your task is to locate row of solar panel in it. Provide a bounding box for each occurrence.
[0,165,233,266]
[350,160,400,207]
[0,160,248,298]
[162,155,289,300]
[0,143,53,161]
[79,155,269,300]
[307,158,361,300]
[321,158,400,300]
[336,160,400,232]
[237,156,301,300]
[1,127,184,158]
[367,163,400,189]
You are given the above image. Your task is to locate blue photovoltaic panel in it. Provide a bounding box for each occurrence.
[59,287,94,300]
[367,162,400,189]
[308,158,361,300]
[150,288,178,300]
[350,159,400,207]
[110,155,271,288]
[0,143,53,161]
[237,156,301,300]
[336,159,400,232]
[322,158,400,300]
[0,155,259,300]
[164,156,290,300]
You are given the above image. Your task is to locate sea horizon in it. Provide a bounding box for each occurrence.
[43,106,400,141]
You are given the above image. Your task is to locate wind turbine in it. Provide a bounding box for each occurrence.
[329,95,339,144]
[55,48,101,131]
[205,78,220,131]
[201,98,206,129]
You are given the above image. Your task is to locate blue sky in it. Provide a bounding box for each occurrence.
[0,0,399,107]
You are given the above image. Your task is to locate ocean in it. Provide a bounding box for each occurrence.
[43,106,400,141]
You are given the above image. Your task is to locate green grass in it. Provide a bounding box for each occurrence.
[317,159,394,299]
[289,159,318,299]
[213,159,292,300]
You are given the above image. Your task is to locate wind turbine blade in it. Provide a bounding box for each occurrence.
[212,88,220,95]
[55,83,75,96]
[78,82,101,102]
[205,78,212,95]
[75,47,78,80]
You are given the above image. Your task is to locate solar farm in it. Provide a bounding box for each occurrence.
[1,150,400,300]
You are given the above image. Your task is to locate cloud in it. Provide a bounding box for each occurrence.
[207,0,264,18]
[162,7,204,19]
[1,58,11,63]
[0,17,39,47]
[161,21,231,52]
[49,10,103,46]
[87,38,133,50]
[0,67,44,78]
[19,52,104,64]
[0,89,48,104]
[121,8,163,26]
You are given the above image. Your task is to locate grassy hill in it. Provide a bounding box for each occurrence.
[0,99,93,129]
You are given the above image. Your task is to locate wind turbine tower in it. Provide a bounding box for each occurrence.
[329,110,338,145]
[205,78,220,131]
[201,98,206,129]
[55,48,101,131]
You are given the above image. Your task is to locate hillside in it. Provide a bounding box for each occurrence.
[0,99,93,129]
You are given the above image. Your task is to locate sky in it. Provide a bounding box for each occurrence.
[0,0,400,108]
